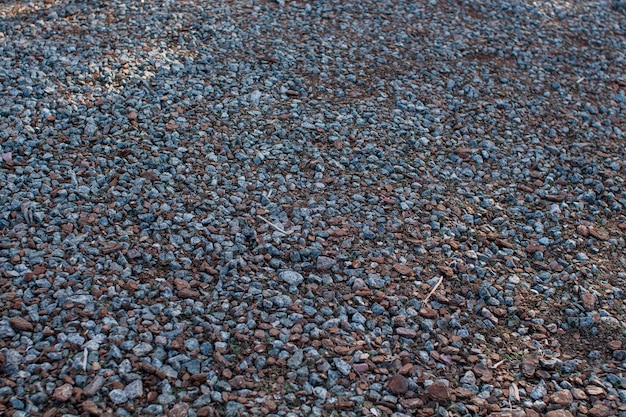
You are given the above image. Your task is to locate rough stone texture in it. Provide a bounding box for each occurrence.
[168,403,190,417]
[426,381,451,401]
[52,384,73,402]
[8,317,33,332]
[0,0,624,415]
[278,270,304,286]
[490,411,527,417]
[588,403,611,417]
[83,376,106,397]
[81,401,100,415]
[546,411,574,417]
[550,390,573,405]
[387,374,409,395]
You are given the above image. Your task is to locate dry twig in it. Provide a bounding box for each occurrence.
[257,215,293,235]
[83,347,88,372]
[422,275,444,305]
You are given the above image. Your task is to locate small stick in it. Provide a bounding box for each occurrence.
[422,275,444,305]
[257,215,293,235]
[491,359,506,369]
[83,347,88,372]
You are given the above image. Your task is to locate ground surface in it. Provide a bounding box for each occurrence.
[1,0,626,416]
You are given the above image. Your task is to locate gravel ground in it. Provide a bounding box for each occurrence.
[1,0,625,416]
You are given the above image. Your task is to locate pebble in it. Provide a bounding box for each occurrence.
[52,384,73,402]
[0,321,16,338]
[83,375,106,397]
[426,381,451,401]
[333,358,352,376]
[224,401,246,417]
[124,380,144,400]
[588,403,611,417]
[279,270,304,286]
[8,317,34,332]
[132,342,154,357]
[314,386,328,400]
[109,389,128,405]
[585,385,606,396]
[545,411,574,417]
[571,388,588,400]
[550,389,573,405]
[316,256,336,270]
[530,380,548,400]
[287,349,304,369]
[81,401,100,415]
[491,411,526,417]
[388,374,409,394]
[396,328,417,338]
[460,371,477,386]
[168,403,190,417]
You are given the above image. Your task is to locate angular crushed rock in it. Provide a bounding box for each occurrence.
[0,0,625,416]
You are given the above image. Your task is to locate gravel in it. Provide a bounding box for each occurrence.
[1,0,625,416]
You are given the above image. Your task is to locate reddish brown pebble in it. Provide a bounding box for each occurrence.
[399,398,424,409]
[586,385,606,396]
[419,307,438,318]
[174,278,190,290]
[550,390,573,405]
[455,387,474,399]
[178,288,200,299]
[196,406,214,417]
[608,340,622,350]
[396,327,417,338]
[471,396,487,407]
[266,399,277,411]
[473,363,493,382]
[589,227,610,240]
[426,381,451,401]
[525,409,541,417]
[526,244,545,253]
[399,363,414,375]
[522,363,536,377]
[229,375,247,390]
[546,410,574,417]
[81,401,99,415]
[571,388,587,400]
[9,316,33,332]
[544,194,567,202]
[581,292,597,311]
[495,238,514,249]
[438,265,454,277]
[335,400,355,409]
[392,263,414,276]
[352,363,368,373]
[53,383,73,402]
[101,243,122,254]
[43,408,59,417]
[588,403,611,417]
[388,373,409,394]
